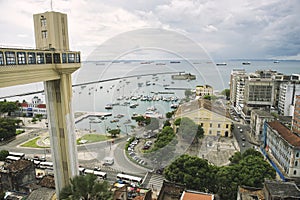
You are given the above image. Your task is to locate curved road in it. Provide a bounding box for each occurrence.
[0,128,148,175]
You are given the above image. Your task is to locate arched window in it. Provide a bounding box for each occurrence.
[294,170,297,175]
[296,152,299,157]
[295,161,298,167]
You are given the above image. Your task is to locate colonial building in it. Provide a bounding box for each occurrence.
[250,109,275,143]
[175,99,233,137]
[19,96,47,117]
[264,121,300,178]
[263,179,300,199]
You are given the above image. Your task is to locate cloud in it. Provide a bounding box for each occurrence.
[0,0,299,60]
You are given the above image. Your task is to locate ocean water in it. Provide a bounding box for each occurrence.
[1,59,299,134]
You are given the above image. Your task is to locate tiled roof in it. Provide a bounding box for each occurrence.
[176,99,230,118]
[6,159,32,173]
[181,191,213,200]
[267,121,300,147]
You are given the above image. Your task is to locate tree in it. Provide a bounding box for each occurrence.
[166,111,174,119]
[174,118,181,126]
[0,101,19,116]
[0,117,17,140]
[0,150,9,161]
[163,120,171,128]
[108,129,120,138]
[203,95,217,100]
[164,154,217,192]
[60,174,113,200]
[221,89,230,100]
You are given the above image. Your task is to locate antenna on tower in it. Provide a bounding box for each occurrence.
[50,0,53,11]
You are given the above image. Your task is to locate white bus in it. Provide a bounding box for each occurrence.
[9,152,25,159]
[39,161,53,169]
[116,173,143,185]
[6,155,21,162]
[83,168,107,179]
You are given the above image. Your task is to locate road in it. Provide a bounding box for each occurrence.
[0,127,148,176]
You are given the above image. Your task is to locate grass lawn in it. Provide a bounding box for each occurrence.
[21,137,47,148]
[77,134,110,144]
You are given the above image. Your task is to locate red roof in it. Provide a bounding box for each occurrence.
[268,121,300,147]
[37,104,46,108]
[20,103,28,107]
[181,191,213,200]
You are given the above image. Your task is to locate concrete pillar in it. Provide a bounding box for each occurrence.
[44,73,78,198]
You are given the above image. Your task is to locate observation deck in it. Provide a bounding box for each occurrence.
[0,47,81,88]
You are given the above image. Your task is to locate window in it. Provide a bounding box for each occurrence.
[76,53,80,63]
[17,52,26,64]
[68,53,75,63]
[53,53,61,64]
[295,161,298,167]
[209,130,212,134]
[41,18,47,26]
[297,152,299,157]
[36,53,44,64]
[62,53,67,63]
[45,53,52,64]
[0,51,4,65]
[200,123,204,127]
[226,124,229,128]
[5,51,16,65]
[294,170,297,175]
[217,131,221,136]
[27,52,36,64]
[210,123,212,128]
[42,30,48,39]
[218,124,221,128]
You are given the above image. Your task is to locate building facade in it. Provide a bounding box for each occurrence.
[278,81,300,116]
[175,99,233,137]
[230,69,246,107]
[264,121,300,178]
[250,109,275,143]
[195,84,213,98]
[292,95,300,135]
[19,96,47,117]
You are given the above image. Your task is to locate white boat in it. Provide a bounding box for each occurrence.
[105,104,113,109]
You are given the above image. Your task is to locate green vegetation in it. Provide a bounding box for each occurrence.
[60,174,113,200]
[164,149,276,200]
[176,117,204,143]
[16,129,25,135]
[0,150,9,161]
[166,111,175,119]
[203,95,217,100]
[21,137,45,148]
[0,117,17,140]
[77,134,109,144]
[0,100,19,116]
[221,88,230,100]
[107,129,121,138]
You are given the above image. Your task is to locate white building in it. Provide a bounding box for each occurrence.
[19,96,47,117]
[278,81,300,116]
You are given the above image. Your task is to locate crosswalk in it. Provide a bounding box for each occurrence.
[144,173,165,191]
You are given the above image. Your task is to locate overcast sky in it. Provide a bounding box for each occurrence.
[0,0,299,60]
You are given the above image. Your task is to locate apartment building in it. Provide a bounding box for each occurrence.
[278,80,300,116]
[229,69,246,107]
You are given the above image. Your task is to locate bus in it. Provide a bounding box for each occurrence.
[39,161,53,169]
[82,168,107,179]
[116,173,143,185]
[6,155,21,163]
[9,152,25,159]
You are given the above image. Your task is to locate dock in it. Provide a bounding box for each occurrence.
[74,111,112,123]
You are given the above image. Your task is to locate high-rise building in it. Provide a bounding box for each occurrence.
[278,81,300,116]
[229,69,246,107]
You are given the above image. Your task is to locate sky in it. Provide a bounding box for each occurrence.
[0,0,300,61]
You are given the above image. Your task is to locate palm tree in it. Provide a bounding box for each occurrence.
[60,174,113,200]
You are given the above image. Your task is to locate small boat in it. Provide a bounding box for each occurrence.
[130,103,138,108]
[216,62,227,66]
[170,61,181,63]
[274,60,280,63]
[105,104,113,109]
[242,61,251,65]
[170,104,179,109]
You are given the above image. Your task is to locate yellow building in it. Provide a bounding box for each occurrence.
[195,84,213,97]
[175,99,233,137]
